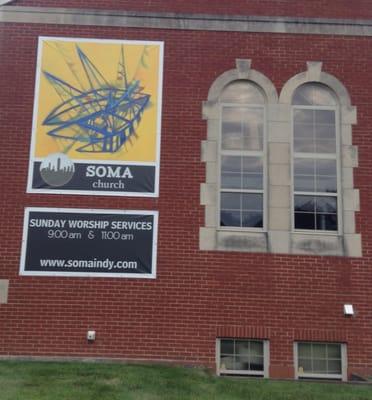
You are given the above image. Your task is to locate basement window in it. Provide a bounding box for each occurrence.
[217,338,269,377]
[294,342,347,381]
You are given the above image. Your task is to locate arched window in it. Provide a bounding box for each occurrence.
[200,60,277,253]
[279,61,360,256]
[292,83,340,232]
[219,80,266,229]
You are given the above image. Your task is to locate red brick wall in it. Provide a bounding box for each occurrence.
[8,0,372,20]
[1,19,372,378]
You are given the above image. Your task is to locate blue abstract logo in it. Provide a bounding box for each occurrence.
[42,45,150,153]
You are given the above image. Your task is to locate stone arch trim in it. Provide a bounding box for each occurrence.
[207,59,278,103]
[279,61,352,106]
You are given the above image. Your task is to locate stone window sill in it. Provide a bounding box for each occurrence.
[199,228,362,257]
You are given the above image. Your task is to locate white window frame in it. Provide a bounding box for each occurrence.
[294,342,347,381]
[216,338,270,378]
[291,103,343,235]
[218,102,267,232]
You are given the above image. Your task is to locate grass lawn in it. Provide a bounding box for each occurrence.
[0,360,372,400]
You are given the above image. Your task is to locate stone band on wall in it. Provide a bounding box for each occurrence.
[2,6,372,36]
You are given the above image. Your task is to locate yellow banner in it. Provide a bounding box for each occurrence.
[32,37,163,163]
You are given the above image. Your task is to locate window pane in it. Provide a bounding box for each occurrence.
[294,122,336,154]
[249,356,264,371]
[294,123,313,140]
[220,210,240,227]
[312,344,326,358]
[316,213,338,231]
[316,196,337,213]
[220,340,234,355]
[315,110,335,125]
[294,159,315,175]
[315,139,336,153]
[236,340,250,353]
[294,175,315,192]
[294,137,316,153]
[243,157,263,173]
[221,107,263,151]
[310,85,336,106]
[242,174,263,190]
[293,84,314,105]
[316,159,337,176]
[221,155,241,173]
[316,160,337,192]
[295,212,315,230]
[221,156,263,190]
[221,192,240,210]
[238,355,252,366]
[221,172,241,189]
[295,196,337,231]
[221,193,263,228]
[242,212,263,228]
[298,343,312,358]
[294,109,313,124]
[313,359,327,374]
[250,341,264,357]
[327,344,341,359]
[242,193,263,211]
[294,109,337,154]
[294,159,316,191]
[242,109,264,151]
[328,360,342,374]
[220,355,234,370]
[315,124,336,139]
[221,107,246,150]
[316,176,337,193]
[221,120,244,150]
[292,83,337,106]
[295,196,315,212]
[221,193,264,211]
[298,358,312,373]
[220,80,265,104]
[235,356,249,370]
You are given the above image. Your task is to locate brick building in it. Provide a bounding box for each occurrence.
[0,0,372,380]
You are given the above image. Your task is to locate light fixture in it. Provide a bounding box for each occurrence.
[87,330,96,341]
[343,304,354,316]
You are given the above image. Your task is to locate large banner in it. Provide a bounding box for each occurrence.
[27,37,164,197]
[20,208,158,278]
